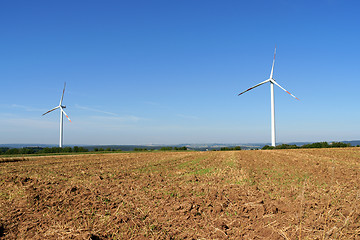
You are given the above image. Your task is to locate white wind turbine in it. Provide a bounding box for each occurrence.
[238,47,299,147]
[42,82,72,148]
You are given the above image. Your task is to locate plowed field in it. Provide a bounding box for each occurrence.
[1,148,360,239]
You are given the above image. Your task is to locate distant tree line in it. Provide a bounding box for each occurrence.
[219,146,242,151]
[211,146,242,151]
[94,147,117,152]
[134,146,188,151]
[160,146,188,151]
[262,141,353,150]
[133,148,150,152]
[0,146,89,155]
[0,145,189,155]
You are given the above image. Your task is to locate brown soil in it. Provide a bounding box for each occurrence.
[1,149,360,239]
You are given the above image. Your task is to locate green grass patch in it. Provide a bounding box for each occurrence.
[176,157,203,169]
[188,167,215,176]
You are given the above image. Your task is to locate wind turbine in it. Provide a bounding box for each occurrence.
[238,47,299,147]
[42,82,72,148]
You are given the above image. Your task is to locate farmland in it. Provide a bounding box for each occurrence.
[1,149,360,239]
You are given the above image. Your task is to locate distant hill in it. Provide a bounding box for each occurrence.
[1,140,359,151]
[83,145,160,151]
[283,140,360,147]
[0,144,57,148]
[82,144,261,151]
[0,143,260,151]
[343,140,360,146]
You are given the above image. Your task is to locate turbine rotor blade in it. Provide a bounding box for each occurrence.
[42,106,60,116]
[271,80,299,100]
[60,82,66,106]
[60,107,72,122]
[270,46,276,79]
[238,79,270,96]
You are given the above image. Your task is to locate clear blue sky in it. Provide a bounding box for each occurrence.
[1,0,360,145]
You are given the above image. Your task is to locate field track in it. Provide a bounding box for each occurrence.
[1,148,360,239]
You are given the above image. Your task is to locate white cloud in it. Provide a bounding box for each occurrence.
[90,115,142,122]
[1,104,45,112]
[74,104,119,116]
[72,105,143,122]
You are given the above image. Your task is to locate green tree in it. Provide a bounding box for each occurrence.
[275,144,298,149]
[62,147,72,153]
[19,148,35,154]
[0,147,10,154]
[302,142,329,149]
[160,147,173,151]
[5,148,20,155]
[329,142,351,148]
[78,147,88,152]
[262,145,275,150]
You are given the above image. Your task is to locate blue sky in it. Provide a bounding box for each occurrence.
[1,0,360,145]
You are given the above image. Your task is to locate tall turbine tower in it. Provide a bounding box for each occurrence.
[238,47,299,147]
[42,83,72,147]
